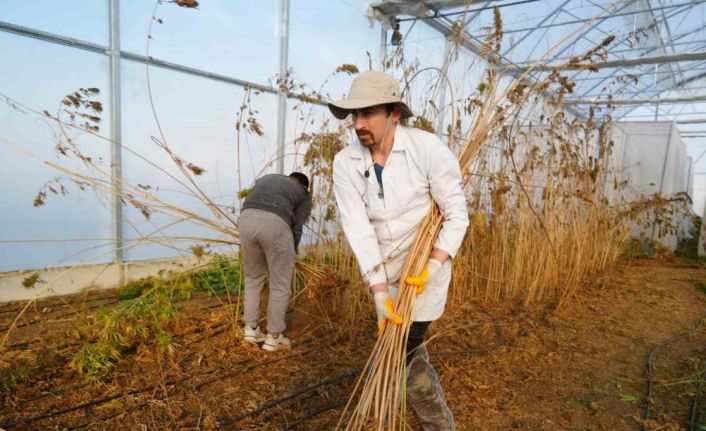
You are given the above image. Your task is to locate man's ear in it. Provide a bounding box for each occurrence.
[391,106,403,122]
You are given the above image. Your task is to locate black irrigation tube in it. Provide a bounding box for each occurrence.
[281,400,349,430]
[7,309,234,415]
[193,338,317,391]
[221,314,505,429]
[643,312,706,430]
[0,338,318,429]
[3,286,231,338]
[10,320,227,407]
[8,307,501,429]
[216,368,362,428]
[3,289,239,333]
[5,297,228,352]
[66,342,323,430]
[63,379,183,430]
[688,397,699,431]
[0,294,118,316]
[0,299,120,332]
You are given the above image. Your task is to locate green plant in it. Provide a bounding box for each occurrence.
[675,214,701,259]
[191,254,242,296]
[21,273,41,288]
[622,238,652,259]
[0,360,31,392]
[1,348,60,391]
[619,393,640,404]
[69,342,122,378]
[115,276,159,300]
[70,281,180,378]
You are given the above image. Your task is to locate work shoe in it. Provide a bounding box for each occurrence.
[262,333,291,351]
[243,325,265,345]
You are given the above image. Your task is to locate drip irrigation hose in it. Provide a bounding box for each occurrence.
[643,312,706,430]
[0,293,118,316]
[9,319,227,409]
[217,368,362,428]
[0,299,120,332]
[220,315,504,429]
[688,397,698,431]
[6,310,501,429]
[282,400,349,430]
[0,338,317,429]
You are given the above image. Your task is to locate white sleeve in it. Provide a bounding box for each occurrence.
[427,138,469,258]
[333,154,387,286]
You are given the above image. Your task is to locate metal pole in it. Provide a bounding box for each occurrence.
[436,36,452,141]
[109,0,123,273]
[379,22,387,71]
[275,0,290,175]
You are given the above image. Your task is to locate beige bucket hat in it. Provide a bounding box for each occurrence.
[328,71,414,120]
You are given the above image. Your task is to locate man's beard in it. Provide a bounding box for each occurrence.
[356,131,375,147]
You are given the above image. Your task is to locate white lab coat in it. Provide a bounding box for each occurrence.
[333,125,469,321]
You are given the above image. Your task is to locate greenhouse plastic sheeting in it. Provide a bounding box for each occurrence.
[609,121,692,251]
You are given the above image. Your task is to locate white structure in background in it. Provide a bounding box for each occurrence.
[609,121,693,251]
[700,198,706,256]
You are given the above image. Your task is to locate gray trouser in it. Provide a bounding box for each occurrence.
[239,208,296,334]
[407,346,456,431]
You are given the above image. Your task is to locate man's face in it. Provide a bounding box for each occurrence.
[351,105,398,148]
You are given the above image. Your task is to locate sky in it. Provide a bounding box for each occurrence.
[0,0,702,272]
[0,0,387,271]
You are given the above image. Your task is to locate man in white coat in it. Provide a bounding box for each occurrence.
[330,71,469,431]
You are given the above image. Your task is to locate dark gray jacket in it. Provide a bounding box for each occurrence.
[241,174,312,249]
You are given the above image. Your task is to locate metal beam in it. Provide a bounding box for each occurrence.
[515,38,706,64]
[571,59,706,103]
[593,57,706,101]
[0,19,327,106]
[469,0,706,38]
[673,69,706,90]
[372,0,472,17]
[677,119,706,125]
[565,2,698,99]
[436,35,452,140]
[574,7,705,110]
[501,0,570,57]
[394,0,543,22]
[409,12,587,118]
[624,110,706,118]
[109,0,123,272]
[654,0,682,80]
[544,0,638,75]
[631,0,679,89]
[565,94,706,105]
[515,50,706,72]
[379,22,387,70]
[275,0,289,175]
[565,66,706,86]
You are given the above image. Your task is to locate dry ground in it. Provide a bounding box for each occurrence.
[1,258,705,430]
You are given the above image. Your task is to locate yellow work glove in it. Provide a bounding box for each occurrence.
[373,291,403,337]
[405,258,444,295]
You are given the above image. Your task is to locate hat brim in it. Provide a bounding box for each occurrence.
[328,99,414,120]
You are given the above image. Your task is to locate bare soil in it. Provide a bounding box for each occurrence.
[1,258,705,430]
